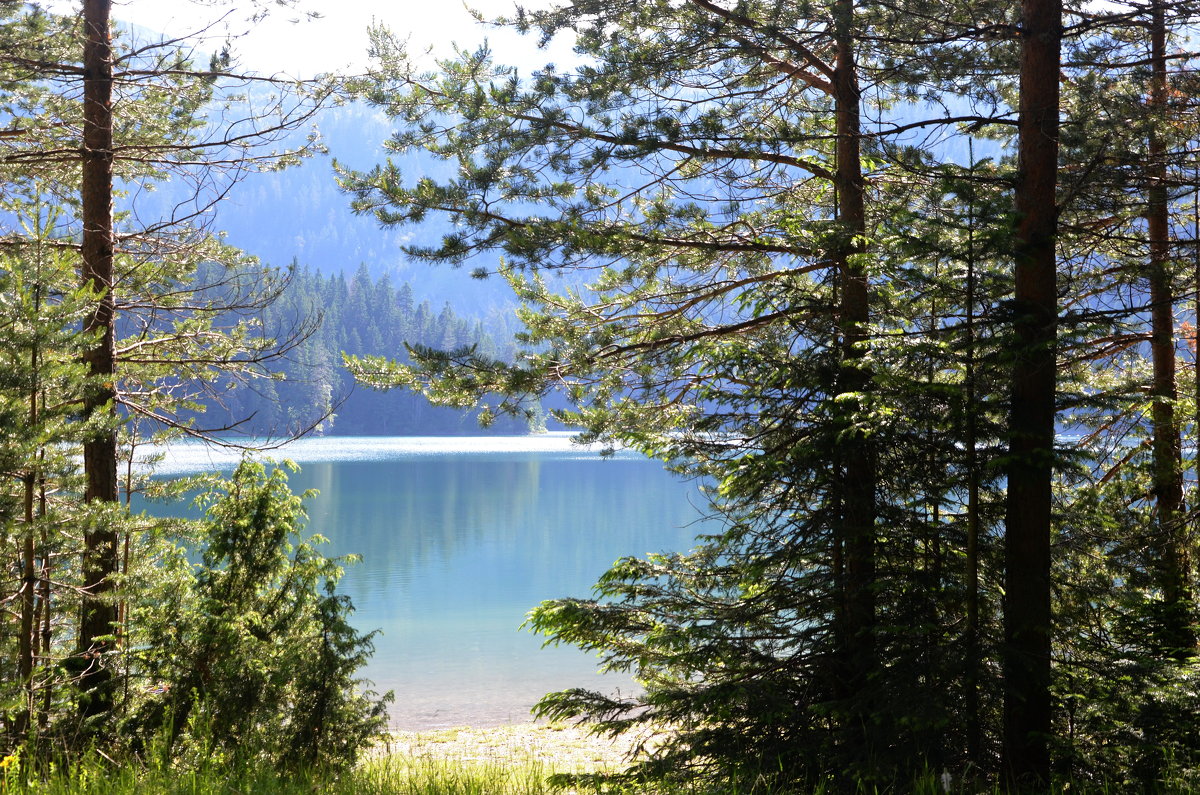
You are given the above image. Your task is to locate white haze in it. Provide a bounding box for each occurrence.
[43,0,577,77]
[148,432,631,475]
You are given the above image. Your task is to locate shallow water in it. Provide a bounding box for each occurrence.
[147,434,709,729]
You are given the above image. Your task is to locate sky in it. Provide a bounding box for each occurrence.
[45,0,576,77]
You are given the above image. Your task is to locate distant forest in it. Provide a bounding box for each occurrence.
[195,264,535,437]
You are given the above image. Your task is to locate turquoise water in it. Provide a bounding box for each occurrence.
[147,435,709,729]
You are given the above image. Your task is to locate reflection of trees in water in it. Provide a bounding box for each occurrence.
[291,455,706,598]
[136,454,709,618]
[295,457,540,575]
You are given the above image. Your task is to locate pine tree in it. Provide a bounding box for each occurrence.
[339,0,1200,787]
[1,0,332,736]
[1001,0,1061,784]
[339,0,1029,783]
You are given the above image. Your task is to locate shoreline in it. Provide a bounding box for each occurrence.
[377,722,662,773]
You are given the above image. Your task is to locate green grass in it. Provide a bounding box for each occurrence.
[0,756,1090,795]
[1,754,565,795]
[0,749,799,794]
[1,743,1186,794]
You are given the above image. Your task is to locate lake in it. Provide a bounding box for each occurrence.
[148,435,709,729]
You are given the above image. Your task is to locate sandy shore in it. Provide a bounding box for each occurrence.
[377,722,661,773]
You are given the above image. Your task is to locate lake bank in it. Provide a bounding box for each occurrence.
[141,435,710,729]
[379,722,657,771]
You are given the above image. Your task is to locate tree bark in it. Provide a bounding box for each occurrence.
[18,471,35,736]
[1146,0,1191,655]
[39,508,52,731]
[831,0,878,765]
[964,157,982,766]
[17,329,39,736]
[78,0,119,720]
[1003,0,1060,786]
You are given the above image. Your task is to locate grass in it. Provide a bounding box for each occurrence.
[1,754,564,794]
[0,722,638,794]
[2,726,1178,793]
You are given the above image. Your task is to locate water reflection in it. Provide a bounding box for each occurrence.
[144,441,709,729]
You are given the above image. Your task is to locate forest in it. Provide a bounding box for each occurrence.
[0,0,397,781]
[341,0,1200,790]
[192,263,533,437]
[3,0,1200,792]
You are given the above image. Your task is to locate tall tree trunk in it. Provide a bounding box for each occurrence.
[1003,0,1060,786]
[1194,162,1200,545]
[1146,0,1191,655]
[17,327,39,736]
[831,0,878,765]
[38,506,52,732]
[78,0,119,721]
[18,473,36,736]
[963,154,982,766]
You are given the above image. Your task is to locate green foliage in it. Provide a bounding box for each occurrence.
[125,460,390,771]
[342,0,1200,790]
[343,0,1019,785]
[199,264,534,436]
[0,3,389,773]
[0,186,126,743]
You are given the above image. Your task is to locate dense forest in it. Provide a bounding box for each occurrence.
[192,263,534,436]
[5,0,1200,792]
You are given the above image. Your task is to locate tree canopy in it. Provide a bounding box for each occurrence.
[342,0,1200,789]
[0,0,388,770]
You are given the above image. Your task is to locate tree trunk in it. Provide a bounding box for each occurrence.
[39,508,52,731]
[1146,0,1191,655]
[832,0,878,765]
[1003,0,1060,786]
[17,335,39,735]
[18,472,35,736]
[964,158,982,766]
[78,0,119,721]
[1195,162,1200,573]
[19,278,44,738]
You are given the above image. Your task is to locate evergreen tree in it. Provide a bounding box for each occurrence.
[340,0,1200,788]
[339,0,1023,784]
[126,461,389,771]
[0,191,98,739]
[0,1,390,762]
[0,0,334,718]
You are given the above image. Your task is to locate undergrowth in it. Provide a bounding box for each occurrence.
[0,743,1188,793]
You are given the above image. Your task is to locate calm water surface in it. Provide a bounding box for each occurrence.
[150,435,708,729]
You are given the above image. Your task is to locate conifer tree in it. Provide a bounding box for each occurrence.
[340,0,1026,783]
[1,0,332,733]
[341,0,1200,788]
[1002,0,1060,784]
